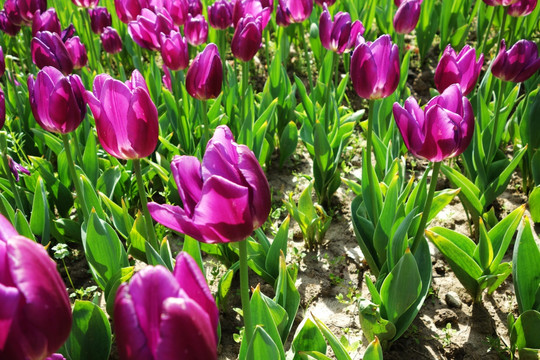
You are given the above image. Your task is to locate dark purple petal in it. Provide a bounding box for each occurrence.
[171,156,203,217]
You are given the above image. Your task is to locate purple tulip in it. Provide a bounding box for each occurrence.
[128,8,177,51]
[393,84,474,162]
[32,8,61,36]
[315,0,335,6]
[163,66,173,92]
[85,70,159,159]
[482,0,518,5]
[185,43,222,100]
[434,44,484,96]
[185,14,208,46]
[148,125,271,243]
[65,36,88,70]
[168,0,189,26]
[319,4,365,54]
[114,252,219,360]
[232,0,271,29]
[114,0,146,23]
[28,66,86,134]
[100,26,123,54]
[276,4,291,26]
[31,31,74,74]
[0,46,4,78]
[8,156,31,182]
[393,0,421,34]
[71,0,99,8]
[0,86,4,129]
[350,34,400,100]
[89,7,112,34]
[208,0,234,30]
[61,24,76,41]
[160,31,189,71]
[0,9,21,36]
[188,0,203,15]
[0,214,72,360]
[507,0,537,15]
[45,355,66,360]
[8,0,47,25]
[231,14,262,62]
[277,0,313,24]
[492,39,540,82]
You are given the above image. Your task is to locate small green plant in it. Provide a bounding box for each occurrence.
[485,335,511,359]
[70,285,100,301]
[52,243,76,291]
[435,323,455,348]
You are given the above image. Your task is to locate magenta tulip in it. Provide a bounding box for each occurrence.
[65,36,88,70]
[0,9,21,36]
[492,39,540,82]
[482,0,518,5]
[89,6,112,34]
[393,0,421,34]
[185,43,222,100]
[0,46,4,78]
[231,14,262,61]
[160,31,189,71]
[208,0,234,30]
[277,0,313,24]
[0,86,4,129]
[4,0,24,26]
[100,26,122,54]
[434,44,484,96]
[85,70,158,159]
[128,8,177,51]
[148,125,271,243]
[162,66,173,92]
[232,0,271,28]
[315,0,335,6]
[393,84,474,162]
[319,4,364,54]
[114,252,219,360]
[8,0,47,25]
[350,34,400,100]
[114,0,146,23]
[184,13,208,46]
[507,0,537,16]
[168,0,189,25]
[71,0,99,8]
[31,31,74,74]
[188,0,203,15]
[28,66,86,134]
[0,214,72,360]
[8,156,30,182]
[32,8,61,36]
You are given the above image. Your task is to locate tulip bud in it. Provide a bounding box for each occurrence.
[0,214,72,359]
[12,0,47,25]
[492,39,540,82]
[185,13,208,46]
[61,24,76,41]
[28,66,87,134]
[0,86,5,129]
[315,0,335,6]
[185,43,222,100]
[114,252,219,360]
[168,0,189,26]
[0,9,21,36]
[0,46,4,78]
[160,31,189,71]
[482,0,519,5]
[89,6,112,34]
[149,125,271,243]
[71,0,99,8]
[277,0,313,24]
[507,0,537,16]
[232,0,271,28]
[393,84,474,162]
[319,4,364,54]
[100,26,123,54]
[31,31,74,75]
[65,36,88,70]
[128,8,177,51]
[434,44,484,96]
[188,0,203,15]
[114,0,145,23]
[393,0,421,34]
[208,0,234,30]
[85,70,159,159]
[231,14,262,62]
[350,34,400,100]
[8,155,31,181]
[32,8,62,36]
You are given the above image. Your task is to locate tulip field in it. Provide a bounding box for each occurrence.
[0,0,539,358]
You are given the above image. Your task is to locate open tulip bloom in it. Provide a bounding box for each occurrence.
[435,44,484,96]
[319,4,364,54]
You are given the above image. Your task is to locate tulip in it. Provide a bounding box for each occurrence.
[148,125,271,243]
[482,0,518,5]
[168,0,189,26]
[231,14,262,62]
[28,66,86,134]
[434,44,484,96]
[46,355,66,360]
[188,0,203,15]
[184,14,208,46]
[162,66,173,92]
[232,0,271,28]
[114,252,219,360]
[4,0,24,26]
[208,0,233,30]
[0,46,4,78]
[89,6,112,34]
[31,31,74,74]
[100,26,122,54]
[393,84,474,162]
[185,43,222,100]
[128,8,177,51]
[65,36,88,70]
[350,34,400,100]
[0,214,72,360]
[319,4,365,54]
[114,0,146,23]
[393,0,421,34]
[9,0,47,25]
[315,0,335,6]
[277,0,313,24]
[507,0,537,16]
[32,8,61,36]
[8,156,31,181]
[0,86,4,128]
[85,70,158,159]
[61,24,75,41]
[492,39,540,82]
[276,5,290,26]
[71,0,99,7]
[160,31,189,71]
[0,9,21,36]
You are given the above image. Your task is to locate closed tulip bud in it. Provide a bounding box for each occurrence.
[71,0,99,7]
[12,0,47,25]
[168,0,189,25]
[31,31,74,75]
[188,0,203,15]
[185,14,208,46]
[315,0,335,6]
[4,0,24,26]
[350,34,400,100]
[482,0,519,5]
[507,0,537,16]
[231,14,262,61]
[393,84,474,162]
[100,26,122,54]
[8,156,31,181]
[208,0,233,29]
[114,0,145,23]
[32,8,61,36]
[393,0,421,34]
[277,0,313,24]
[65,36,87,70]
[28,66,86,134]
[160,31,189,71]
[61,24,75,41]
[492,39,540,82]
[185,43,222,100]
[149,125,271,243]
[0,46,4,78]
[89,7,112,34]
[319,4,364,54]
[0,214,72,359]
[128,8,177,51]
[232,0,271,28]
[85,70,158,159]
[0,10,21,36]
[114,252,219,360]
[435,44,484,96]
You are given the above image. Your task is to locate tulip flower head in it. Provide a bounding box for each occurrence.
[71,0,99,8]
[434,44,484,96]
[0,46,4,78]
[482,0,518,5]
[148,125,271,243]
[492,39,540,82]
[208,0,234,30]
[8,156,31,181]
[114,0,145,23]
[393,0,421,34]
[168,0,189,26]
[188,0,203,16]
[65,36,88,70]
[3,0,23,27]
[507,0,537,16]
[0,9,21,36]
[128,8,177,51]
[315,0,335,6]
[32,8,62,36]
[114,252,219,360]
[277,0,313,24]
[100,26,122,54]
[85,70,159,159]
[31,31,74,74]
[350,34,400,100]
[28,66,86,134]
[9,0,47,25]
[319,4,365,54]
[232,0,271,28]
[0,86,4,128]
[231,14,262,62]
[393,84,474,162]
[0,214,72,359]
[89,6,112,34]
[185,43,222,100]
[185,13,208,46]
[160,31,189,71]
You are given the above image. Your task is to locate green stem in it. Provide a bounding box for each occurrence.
[62,134,89,220]
[411,161,441,254]
[0,132,25,215]
[240,60,250,143]
[366,100,380,226]
[495,9,508,55]
[239,239,253,346]
[323,51,336,129]
[299,23,314,96]
[62,258,76,291]
[479,5,496,54]
[486,80,507,166]
[200,100,210,152]
[133,159,158,250]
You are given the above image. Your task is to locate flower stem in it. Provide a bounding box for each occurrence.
[366,100,380,226]
[299,22,314,96]
[133,159,158,250]
[486,80,507,167]
[478,5,496,54]
[0,132,25,215]
[62,258,76,291]
[62,133,89,221]
[240,60,250,143]
[239,239,253,346]
[200,99,210,152]
[411,161,441,254]
[495,10,508,55]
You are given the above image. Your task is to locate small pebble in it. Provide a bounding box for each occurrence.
[445,291,462,309]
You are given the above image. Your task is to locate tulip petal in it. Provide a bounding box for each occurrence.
[434,50,461,94]
[0,214,19,242]
[171,156,203,217]
[0,283,19,349]
[126,87,158,158]
[351,43,378,99]
[319,5,332,51]
[147,202,205,241]
[202,125,242,184]
[422,105,460,162]
[454,97,474,157]
[393,100,424,158]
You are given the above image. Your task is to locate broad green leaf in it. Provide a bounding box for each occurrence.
[299,351,332,360]
[313,314,352,360]
[30,177,50,245]
[510,310,540,354]
[128,212,148,262]
[80,174,106,220]
[475,219,494,270]
[358,299,396,345]
[513,217,540,313]
[182,236,203,274]
[488,205,525,273]
[428,188,460,222]
[260,293,288,338]
[266,216,290,280]
[14,209,35,241]
[104,266,134,317]
[363,337,383,360]
[83,131,99,186]
[145,241,168,268]
[96,166,122,199]
[274,252,300,341]
[529,186,540,223]
[291,317,327,360]
[441,164,483,217]
[279,122,299,168]
[247,326,280,360]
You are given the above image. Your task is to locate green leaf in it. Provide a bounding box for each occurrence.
[313,315,352,360]
[428,188,460,222]
[96,166,122,199]
[488,205,525,273]
[266,216,290,280]
[441,164,483,217]
[14,209,35,241]
[475,219,494,270]
[30,177,50,245]
[128,211,148,262]
[83,131,99,186]
[80,174,106,220]
[529,186,540,223]
[358,299,396,344]
[104,266,134,317]
[294,75,315,124]
[291,317,327,360]
[513,217,540,313]
[510,310,540,354]
[183,236,203,274]
[247,326,280,360]
[363,337,383,360]
[279,122,299,167]
[274,252,300,341]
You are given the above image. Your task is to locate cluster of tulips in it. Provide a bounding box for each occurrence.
[0,0,539,358]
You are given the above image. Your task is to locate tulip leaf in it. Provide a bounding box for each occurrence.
[145,240,168,268]
[351,196,379,275]
[246,326,280,360]
[61,300,111,360]
[291,317,327,360]
[0,192,15,223]
[54,218,82,243]
[441,164,483,217]
[261,292,289,338]
[313,314,352,360]
[428,188,460,222]
[474,219,493,270]
[182,236,203,274]
[159,237,174,272]
[510,310,540,355]
[363,337,384,360]
[99,193,132,240]
[104,267,134,317]
[373,174,399,267]
[279,121,299,168]
[30,128,64,156]
[96,166,122,199]
[487,205,525,274]
[266,216,290,281]
[14,209,35,242]
[83,131,99,186]
[513,217,540,313]
[30,177,50,246]
[531,187,540,223]
[127,211,148,262]
[274,252,300,341]
[80,174,106,220]
[294,75,315,125]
